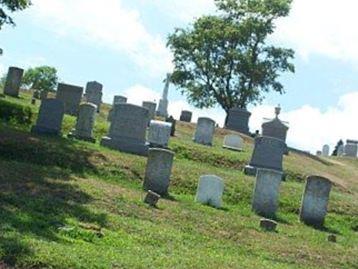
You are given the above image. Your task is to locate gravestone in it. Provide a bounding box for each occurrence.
[144,190,161,207]
[56,83,83,116]
[322,145,330,157]
[108,95,127,121]
[316,151,322,156]
[193,117,216,146]
[262,106,289,142]
[337,145,344,157]
[85,81,103,112]
[344,140,358,157]
[252,169,283,217]
[156,73,170,118]
[147,120,172,148]
[195,175,224,208]
[68,103,97,142]
[260,219,278,232]
[244,136,286,176]
[31,99,64,135]
[223,134,243,151]
[143,148,174,196]
[101,103,149,156]
[300,176,332,227]
[180,110,192,122]
[165,116,176,136]
[142,101,157,122]
[4,67,24,97]
[225,107,251,135]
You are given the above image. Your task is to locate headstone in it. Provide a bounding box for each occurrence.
[225,107,251,135]
[260,219,278,232]
[85,81,103,112]
[344,140,358,157]
[327,234,337,243]
[193,117,216,146]
[244,136,286,176]
[262,106,289,142]
[156,73,170,118]
[68,103,97,142]
[101,104,149,156]
[143,148,174,196]
[56,83,83,116]
[31,99,64,136]
[148,120,172,148]
[316,151,322,156]
[108,95,127,121]
[337,145,344,157]
[3,67,24,97]
[300,176,332,227]
[144,190,161,207]
[180,110,192,122]
[252,169,283,217]
[322,145,330,157]
[195,175,224,208]
[223,134,244,151]
[142,101,157,122]
[165,116,176,136]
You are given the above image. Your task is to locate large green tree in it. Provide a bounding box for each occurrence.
[167,0,295,120]
[22,66,59,92]
[0,0,31,29]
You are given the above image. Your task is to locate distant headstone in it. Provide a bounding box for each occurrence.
[260,219,278,232]
[223,134,243,151]
[56,83,83,116]
[165,116,176,136]
[244,136,286,176]
[4,67,24,97]
[31,99,64,136]
[193,117,216,146]
[316,151,322,156]
[144,190,161,207]
[252,169,283,217]
[156,73,170,118]
[322,145,330,157]
[225,107,251,135]
[344,140,358,157]
[143,148,174,196]
[300,176,332,227]
[142,101,157,122]
[148,120,172,148]
[195,175,224,208]
[262,107,289,142]
[180,110,192,122]
[68,103,97,143]
[337,145,344,157]
[85,81,103,112]
[108,95,127,121]
[101,104,149,156]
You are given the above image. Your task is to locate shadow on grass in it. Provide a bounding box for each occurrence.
[0,159,108,267]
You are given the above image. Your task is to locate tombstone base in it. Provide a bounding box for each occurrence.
[193,138,212,147]
[31,125,61,136]
[244,165,258,176]
[68,132,96,143]
[223,145,243,152]
[101,136,149,156]
[149,143,169,149]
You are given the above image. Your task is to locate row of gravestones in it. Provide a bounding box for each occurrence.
[319,140,358,158]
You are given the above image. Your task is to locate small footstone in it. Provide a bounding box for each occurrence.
[144,190,161,207]
[328,234,337,243]
[260,218,278,232]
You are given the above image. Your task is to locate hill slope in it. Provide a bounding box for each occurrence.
[0,91,357,269]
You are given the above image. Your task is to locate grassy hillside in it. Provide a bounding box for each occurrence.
[0,91,357,269]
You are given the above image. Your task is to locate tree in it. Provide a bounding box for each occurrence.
[332,139,344,156]
[22,66,59,92]
[167,0,295,121]
[0,0,31,29]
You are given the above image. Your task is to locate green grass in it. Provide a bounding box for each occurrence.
[0,91,357,269]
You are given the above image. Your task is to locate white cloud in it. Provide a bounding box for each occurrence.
[123,84,161,106]
[0,63,5,76]
[274,0,358,62]
[29,0,173,76]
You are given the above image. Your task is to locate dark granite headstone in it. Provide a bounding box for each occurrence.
[56,83,83,116]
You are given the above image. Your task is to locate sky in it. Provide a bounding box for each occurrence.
[1,0,358,153]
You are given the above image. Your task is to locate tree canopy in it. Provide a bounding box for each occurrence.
[167,0,295,116]
[0,0,31,29]
[22,66,59,92]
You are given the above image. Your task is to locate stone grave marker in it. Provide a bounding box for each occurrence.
[56,83,83,116]
[223,134,244,151]
[147,120,172,148]
[195,175,224,208]
[4,67,24,97]
[85,81,103,112]
[193,117,216,146]
[225,107,251,135]
[68,103,97,142]
[180,110,192,122]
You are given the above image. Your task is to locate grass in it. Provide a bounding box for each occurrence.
[0,90,357,268]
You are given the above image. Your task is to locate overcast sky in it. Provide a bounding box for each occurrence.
[1,0,358,153]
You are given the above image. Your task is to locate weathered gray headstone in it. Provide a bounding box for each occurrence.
[195,175,224,208]
[156,73,170,118]
[180,110,192,122]
[144,190,161,207]
[223,134,243,151]
[300,176,332,227]
[261,106,289,142]
[344,140,358,157]
[4,67,24,97]
[85,81,103,112]
[337,145,344,157]
[56,83,83,116]
[69,103,97,142]
[101,103,149,156]
[31,99,64,136]
[244,136,286,176]
[225,107,251,135]
[193,117,216,146]
[252,169,283,217]
[165,116,176,136]
[260,219,278,232]
[108,95,128,121]
[143,148,174,196]
[142,101,157,122]
[322,145,330,157]
[148,120,172,148]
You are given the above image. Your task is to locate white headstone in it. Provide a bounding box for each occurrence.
[223,134,244,151]
[195,175,224,208]
[322,145,330,157]
[148,120,172,148]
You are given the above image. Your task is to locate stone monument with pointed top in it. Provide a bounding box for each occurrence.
[156,73,170,118]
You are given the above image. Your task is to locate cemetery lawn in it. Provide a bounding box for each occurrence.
[0,92,357,269]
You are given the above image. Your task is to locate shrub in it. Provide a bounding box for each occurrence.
[0,99,33,125]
